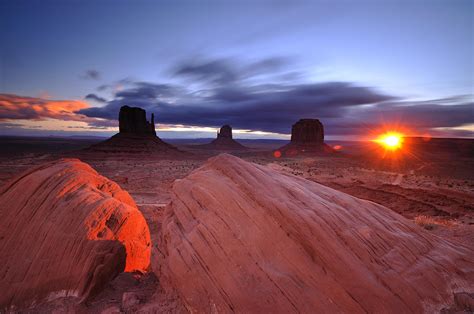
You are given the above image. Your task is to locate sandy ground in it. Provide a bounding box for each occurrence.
[1,137,473,238]
[0,136,473,312]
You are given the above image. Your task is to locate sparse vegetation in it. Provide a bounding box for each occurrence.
[414,215,457,230]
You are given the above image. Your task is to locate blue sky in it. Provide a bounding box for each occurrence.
[0,0,472,139]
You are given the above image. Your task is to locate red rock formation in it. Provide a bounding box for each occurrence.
[156,154,473,313]
[86,106,180,155]
[205,125,248,150]
[277,119,332,156]
[119,105,156,136]
[0,159,151,310]
[217,124,233,139]
[291,118,324,144]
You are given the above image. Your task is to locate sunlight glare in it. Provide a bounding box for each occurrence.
[375,132,404,150]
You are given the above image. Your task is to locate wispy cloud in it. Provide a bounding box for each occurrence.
[85,93,107,103]
[80,69,101,80]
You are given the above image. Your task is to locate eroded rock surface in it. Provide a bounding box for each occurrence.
[156,154,473,313]
[0,159,151,310]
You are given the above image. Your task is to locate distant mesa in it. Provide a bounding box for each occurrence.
[216,124,233,139]
[0,159,151,309]
[87,105,179,155]
[200,125,248,151]
[291,118,324,144]
[119,105,156,136]
[277,119,333,156]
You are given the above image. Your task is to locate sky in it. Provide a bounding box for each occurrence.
[0,0,472,140]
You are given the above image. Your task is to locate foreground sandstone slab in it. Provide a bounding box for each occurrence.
[0,159,151,310]
[156,154,473,313]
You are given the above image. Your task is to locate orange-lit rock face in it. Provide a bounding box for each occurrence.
[156,154,473,313]
[0,159,150,309]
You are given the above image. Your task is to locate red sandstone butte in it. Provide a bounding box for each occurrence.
[205,125,248,150]
[278,119,334,155]
[156,154,473,313]
[0,159,151,309]
[86,105,180,155]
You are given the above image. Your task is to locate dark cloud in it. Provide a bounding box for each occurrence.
[95,78,134,92]
[173,58,238,84]
[85,93,107,103]
[115,82,182,99]
[97,84,109,91]
[80,79,473,136]
[321,98,474,136]
[80,69,101,80]
[243,56,291,77]
[78,80,397,134]
[172,56,292,85]
[77,56,473,137]
[358,100,474,129]
[86,118,118,128]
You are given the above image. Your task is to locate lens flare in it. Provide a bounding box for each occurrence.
[375,132,404,150]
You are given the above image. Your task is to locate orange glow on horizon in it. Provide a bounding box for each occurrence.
[374,132,404,151]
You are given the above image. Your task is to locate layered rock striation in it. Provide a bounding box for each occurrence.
[0,159,151,310]
[155,154,473,313]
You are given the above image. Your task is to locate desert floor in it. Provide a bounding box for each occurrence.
[0,136,472,312]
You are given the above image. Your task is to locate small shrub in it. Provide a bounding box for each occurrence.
[414,215,456,230]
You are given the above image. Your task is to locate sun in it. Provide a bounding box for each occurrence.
[375,132,404,150]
